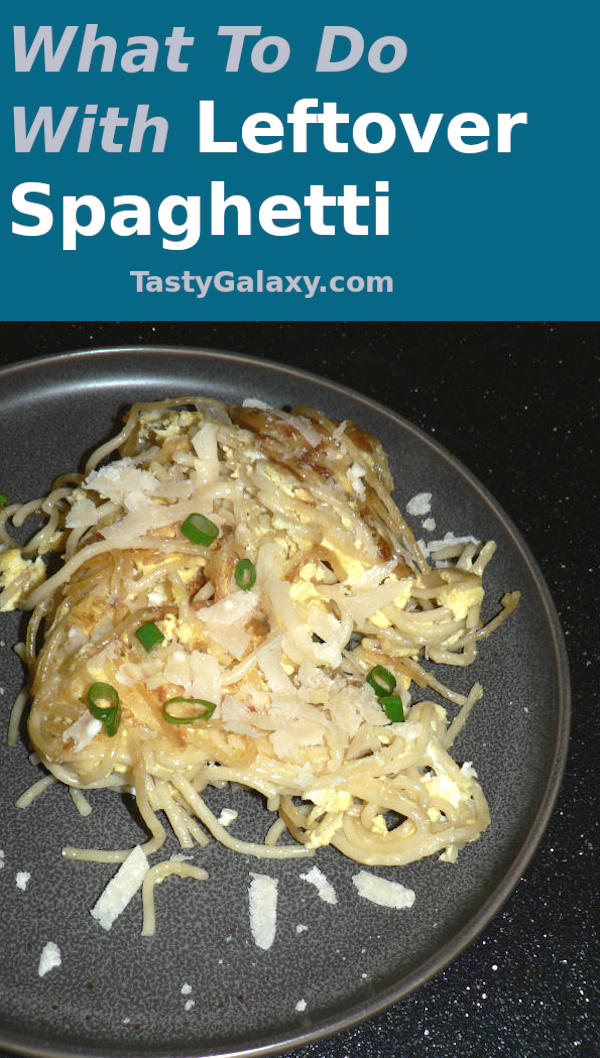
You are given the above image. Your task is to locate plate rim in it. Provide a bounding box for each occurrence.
[0,345,571,1058]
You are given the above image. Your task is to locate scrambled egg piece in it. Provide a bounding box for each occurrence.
[157,614,178,641]
[334,554,366,585]
[369,576,414,629]
[424,772,465,812]
[138,409,198,442]
[289,562,333,610]
[370,814,388,836]
[424,762,477,824]
[0,549,46,611]
[436,574,484,621]
[304,787,352,848]
[307,787,352,815]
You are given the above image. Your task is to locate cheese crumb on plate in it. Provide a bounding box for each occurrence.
[38,941,62,977]
[299,865,338,905]
[406,492,432,517]
[217,808,238,827]
[352,870,416,909]
[90,845,149,931]
[248,872,278,950]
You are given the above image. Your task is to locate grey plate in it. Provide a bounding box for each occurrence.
[0,347,569,1058]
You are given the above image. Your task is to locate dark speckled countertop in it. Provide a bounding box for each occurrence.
[0,322,597,1058]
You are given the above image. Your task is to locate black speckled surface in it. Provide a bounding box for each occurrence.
[0,323,597,1058]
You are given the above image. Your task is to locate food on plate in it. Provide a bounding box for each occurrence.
[0,396,519,922]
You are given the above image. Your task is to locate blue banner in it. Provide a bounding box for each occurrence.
[1,2,597,320]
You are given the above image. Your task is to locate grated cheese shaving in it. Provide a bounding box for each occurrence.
[90,845,149,931]
[352,870,416,909]
[248,872,278,950]
[38,941,62,977]
[299,865,338,905]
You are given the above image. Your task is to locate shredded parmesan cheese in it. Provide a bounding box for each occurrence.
[248,872,278,950]
[352,870,416,909]
[406,492,432,517]
[299,865,338,905]
[38,941,62,977]
[62,713,102,754]
[90,845,149,931]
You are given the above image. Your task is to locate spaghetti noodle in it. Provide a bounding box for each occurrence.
[1,397,519,883]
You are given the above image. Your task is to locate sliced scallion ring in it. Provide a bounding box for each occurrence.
[0,492,8,507]
[162,697,216,725]
[366,665,397,698]
[87,682,121,737]
[181,513,219,547]
[234,558,256,591]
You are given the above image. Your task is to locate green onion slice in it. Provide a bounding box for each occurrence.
[0,493,8,507]
[380,694,404,723]
[181,513,219,547]
[162,697,216,725]
[234,558,256,591]
[366,665,397,698]
[87,682,121,737]
[135,621,164,652]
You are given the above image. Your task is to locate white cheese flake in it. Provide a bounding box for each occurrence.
[62,713,103,753]
[197,591,259,660]
[271,410,322,447]
[191,422,219,484]
[461,761,478,779]
[406,492,432,517]
[248,872,278,950]
[147,589,167,606]
[299,865,338,905]
[84,460,161,505]
[90,845,149,931]
[38,941,62,977]
[65,497,98,530]
[347,462,367,499]
[217,808,238,827]
[295,998,307,1012]
[352,870,416,909]
[16,870,31,891]
[242,398,270,410]
[428,532,481,553]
